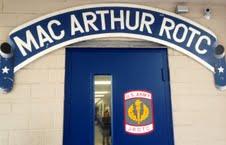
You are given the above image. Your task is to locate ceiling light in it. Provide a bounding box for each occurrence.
[95,94,105,97]
[95,81,111,85]
[95,91,109,94]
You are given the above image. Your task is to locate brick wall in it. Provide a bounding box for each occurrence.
[0,1,226,145]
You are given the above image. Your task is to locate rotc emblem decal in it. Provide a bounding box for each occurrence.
[124,90,154,135]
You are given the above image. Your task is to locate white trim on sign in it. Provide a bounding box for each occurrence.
[215,85,226,91]
[14,33,215,73]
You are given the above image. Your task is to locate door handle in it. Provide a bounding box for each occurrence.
[161,68,169,82]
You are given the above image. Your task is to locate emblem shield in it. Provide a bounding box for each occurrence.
[124,90,154,135]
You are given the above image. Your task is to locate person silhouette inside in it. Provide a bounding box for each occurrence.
[102,109,111,145]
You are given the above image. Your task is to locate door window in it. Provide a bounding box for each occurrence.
[94,75,112,145]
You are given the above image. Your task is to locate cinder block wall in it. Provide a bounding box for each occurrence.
[0,1,226,145]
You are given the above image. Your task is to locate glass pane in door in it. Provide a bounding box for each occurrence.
[94,75,112,145]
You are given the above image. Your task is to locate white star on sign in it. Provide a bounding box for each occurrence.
[2,66,10,74]
[218,66,224,73]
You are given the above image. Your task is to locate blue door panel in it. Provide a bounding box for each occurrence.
[64,48,174,145]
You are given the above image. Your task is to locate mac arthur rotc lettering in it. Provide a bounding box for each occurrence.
[0,4,225,92]
[13,10,212,57]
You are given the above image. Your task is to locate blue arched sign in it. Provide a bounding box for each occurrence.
[0,3,225,92]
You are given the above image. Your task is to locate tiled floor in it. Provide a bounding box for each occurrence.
[95,125,103,145]
[95,124,112,145]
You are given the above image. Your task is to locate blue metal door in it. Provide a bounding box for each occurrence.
[63,48,174,145]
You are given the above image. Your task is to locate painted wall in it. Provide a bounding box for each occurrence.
[0,1,226,145]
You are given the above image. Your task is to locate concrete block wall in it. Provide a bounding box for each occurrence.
[0,1,226,145]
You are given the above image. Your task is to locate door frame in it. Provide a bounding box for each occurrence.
[68,40,166,49]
